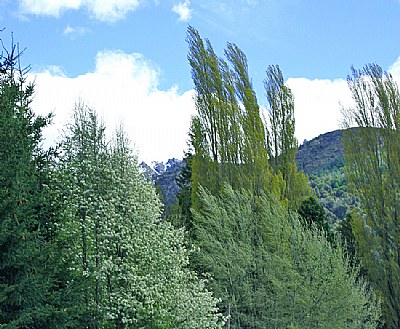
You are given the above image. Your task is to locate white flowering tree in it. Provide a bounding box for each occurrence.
[52,103,224,328]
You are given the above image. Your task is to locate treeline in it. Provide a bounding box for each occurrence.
[0,26,399,328]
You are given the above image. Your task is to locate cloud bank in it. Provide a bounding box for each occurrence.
[19,0,143,22]
[30,50,195,163]
[30,51,400,163]
[287,55,400,144]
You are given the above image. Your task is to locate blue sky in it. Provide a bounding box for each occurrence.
[2,0,400,162]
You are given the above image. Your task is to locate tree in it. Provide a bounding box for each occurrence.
[225,42,270,194]
[0,34,63,327]
[342,63,400,328]
[298,196,331,234]
[337,212,359,268]
[193,184,381,328]
[172,151,194,233]
[186,26,275,208]
[264,65,310,209]
[53,104,224,328]
[186,25,244,202]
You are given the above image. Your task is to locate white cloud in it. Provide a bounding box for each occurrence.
[19,0,143,22]
[63,25,90,39]
[86,0,142,22]
[172,0,192,22]
[19,0,81,17]
[30,50,195,163]
[286,58,400,144]
[286,77,353,144]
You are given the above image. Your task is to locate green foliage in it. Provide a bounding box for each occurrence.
[298,196,334,244]
[265,64,297,167]
[298,196,327,230]
[186,26,309,214]
[296,130,360,223]
[337,212,358,268]
[171,153,193,232]
[193,184,381,328]
[264,65,310,209]
[52,104,224,328]
[342,63,400,328]
[0,37,64,328]
[186,25,269,201]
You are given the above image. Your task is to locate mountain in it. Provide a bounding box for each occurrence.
[141,158,184,212]
[149,129,357,224]
[296,129,359,224]
[296,130,345,176]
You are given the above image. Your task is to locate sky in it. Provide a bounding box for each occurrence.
[1,0,400,163]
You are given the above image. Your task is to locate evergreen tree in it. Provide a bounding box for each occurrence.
[298,196,326,230]
[172,152,193,232]
[342,63,400,328]
[337,212,358,267]
[0,35,62,327]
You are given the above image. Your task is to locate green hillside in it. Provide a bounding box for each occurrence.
[296,129,359,224]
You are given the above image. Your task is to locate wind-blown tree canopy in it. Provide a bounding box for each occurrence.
[342,63,400,329]
[186,26,309,213]
[264,65,310,209]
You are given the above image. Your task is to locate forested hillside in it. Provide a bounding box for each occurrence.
[296,129,359,223]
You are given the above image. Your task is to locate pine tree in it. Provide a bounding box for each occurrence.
[0,35,63,327]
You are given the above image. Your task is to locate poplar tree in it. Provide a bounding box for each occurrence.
[264,65,310,209]
[186,26,273,207]
[225,42,271,194]
[186,25,244,204]
[342,63,400,328]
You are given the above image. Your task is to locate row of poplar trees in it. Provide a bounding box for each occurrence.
[0,36,224,328]
[172,26,386,328]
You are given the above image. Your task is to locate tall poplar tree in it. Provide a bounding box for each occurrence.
[342,63,400,329]
[186,26,273,208]
[264,65,310,209]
